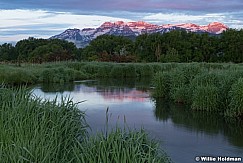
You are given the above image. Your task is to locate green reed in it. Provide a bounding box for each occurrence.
[0,86,87,162]
[225,78,243,118]
[73,128,171,163]
[0,86,170,162]
[191,85,220,111]
[152,63,243,119]
[152,72,171,98]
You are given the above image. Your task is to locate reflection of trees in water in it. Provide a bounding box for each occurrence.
[223,121,243,147]
[153,97,243,148]
[40,78,151,93]
[41,83,75,93]
[97,78,152,89]
[40,78,152,102]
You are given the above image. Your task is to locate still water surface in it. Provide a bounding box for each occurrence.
[31,79,243,163]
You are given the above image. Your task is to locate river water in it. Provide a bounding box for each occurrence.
[31,79,243,163]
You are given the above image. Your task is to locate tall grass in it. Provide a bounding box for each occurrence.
[0,66,37,84]
[0,86,170,162]
[0,86,87,162]
[191,85,219,111]
[152,72,171,98]
[225,78,243,118]
[152,63,243,119]
[167,65,202,103]
[73,128,170,163]
[136,64,154,78]
[41,67,87,83]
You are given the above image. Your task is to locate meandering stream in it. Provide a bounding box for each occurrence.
[31,79,243,162]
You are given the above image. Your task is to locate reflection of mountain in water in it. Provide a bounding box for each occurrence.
[100,88,149,102]
[74,83,150,102]
[153,98,243,147]
[40,78,152,103]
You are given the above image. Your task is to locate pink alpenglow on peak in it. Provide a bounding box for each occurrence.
[99,21,228,34]
[204,22,228,34]
[51,21,229,48]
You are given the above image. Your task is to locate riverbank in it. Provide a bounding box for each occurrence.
[152,63,243,119]
[1,61,243,119]
[1,62,241,85]
[0,86,170,162]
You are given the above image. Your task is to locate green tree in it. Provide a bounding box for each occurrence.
[0,43,16,61]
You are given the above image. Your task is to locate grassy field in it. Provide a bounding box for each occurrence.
[0,85,170,162]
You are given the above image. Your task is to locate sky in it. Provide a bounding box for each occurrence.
[0,0,243,44]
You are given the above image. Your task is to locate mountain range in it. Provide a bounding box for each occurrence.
[50,21,228,48]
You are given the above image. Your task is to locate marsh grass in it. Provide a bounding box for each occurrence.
[0,86,170,162]
[152,72,171,98]
[97,65,113,78]
[168,65,202,103]
[225,78,243,118]
[152,63,243,119]
[41,67,87,83]
[0,66,37,84]
[0,86,87,162]
[192,85,220,111]
[73,128,171,163]
[136,64,154,78]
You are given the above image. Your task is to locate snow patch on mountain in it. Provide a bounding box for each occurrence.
[50,21,228,48]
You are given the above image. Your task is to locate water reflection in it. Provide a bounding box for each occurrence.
[31,79,243,162]
[41,82,75,93]
[38,79,151,104]
[153,98,243,148]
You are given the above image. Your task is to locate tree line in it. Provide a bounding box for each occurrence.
[1,29,243,63]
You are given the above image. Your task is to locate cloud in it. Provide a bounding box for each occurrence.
[1,0,243,13]
[0,0,243,43]
[142,13,226,24]
[142,12,243,29]
[0,9,132,42]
